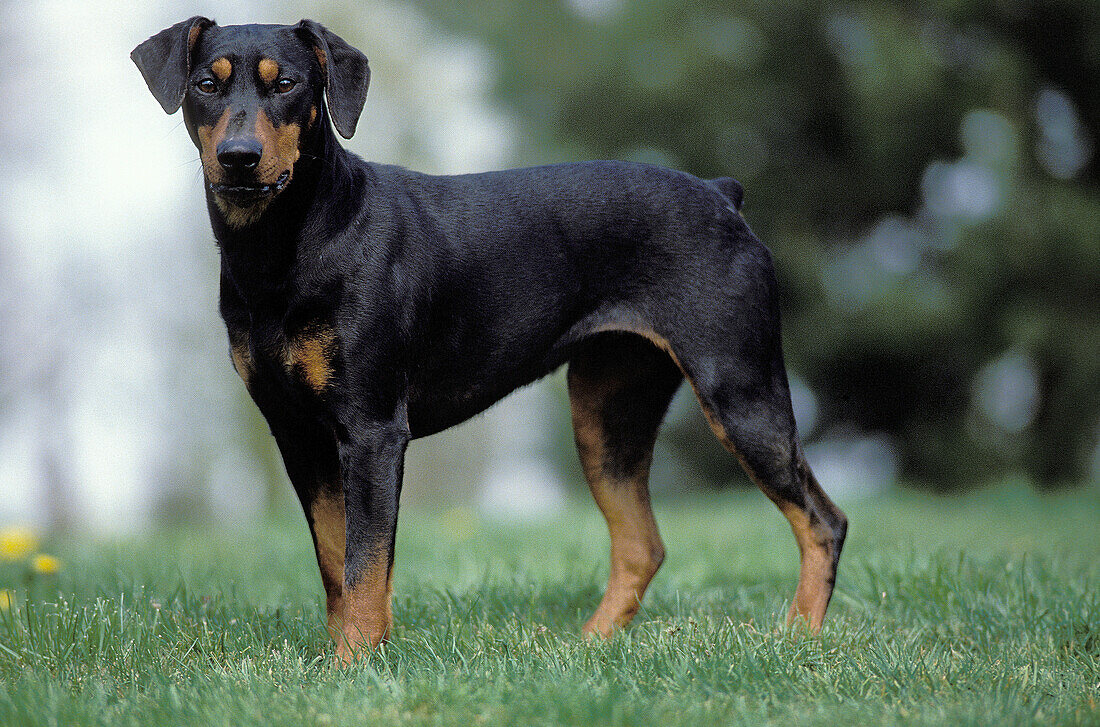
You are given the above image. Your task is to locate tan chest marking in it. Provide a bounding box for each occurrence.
[311,492,346,572]
[284,325,337,394]
[228,326,336,394]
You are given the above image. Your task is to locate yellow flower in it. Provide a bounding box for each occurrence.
[31,554,61,575]
[0,590,12,611]
[0,526,39,561]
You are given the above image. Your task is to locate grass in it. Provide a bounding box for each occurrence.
[1,482,1098,725]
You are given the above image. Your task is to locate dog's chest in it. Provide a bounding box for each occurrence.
[229,322,338,399]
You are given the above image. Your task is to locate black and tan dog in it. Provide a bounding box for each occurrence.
[132,17,847,661]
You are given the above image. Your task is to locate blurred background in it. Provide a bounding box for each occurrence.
[0,0,1097,533]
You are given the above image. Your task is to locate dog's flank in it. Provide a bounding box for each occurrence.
[133,17,846,663]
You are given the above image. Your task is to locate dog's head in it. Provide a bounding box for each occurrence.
[132,18,369,228]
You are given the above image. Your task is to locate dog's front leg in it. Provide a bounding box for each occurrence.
[335,419,410,663]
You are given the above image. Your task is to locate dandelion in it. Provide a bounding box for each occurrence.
[0,590,12,611]
[0,526,39,561]
[31,554,61,575]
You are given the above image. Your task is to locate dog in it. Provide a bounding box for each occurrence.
[132,17,847,662]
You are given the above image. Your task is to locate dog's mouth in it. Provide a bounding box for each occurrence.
[210,170,291,205]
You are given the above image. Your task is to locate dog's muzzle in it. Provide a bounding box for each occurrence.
[210,171,291,205]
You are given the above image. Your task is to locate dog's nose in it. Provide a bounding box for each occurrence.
[216,140,262,173]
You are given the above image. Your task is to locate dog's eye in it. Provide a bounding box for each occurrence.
[196,78,218,94]
[275,78,297,94]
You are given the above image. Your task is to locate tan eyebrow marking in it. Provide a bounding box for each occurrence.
[258,58,280,84]
[212,57,232,81]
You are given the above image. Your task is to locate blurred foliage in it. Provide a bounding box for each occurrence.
[421,0,1100,490]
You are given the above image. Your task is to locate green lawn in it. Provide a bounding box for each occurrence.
[1,483,1098,726]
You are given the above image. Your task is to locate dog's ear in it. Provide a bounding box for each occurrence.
[131,16,215,114]
[295,20,370,139]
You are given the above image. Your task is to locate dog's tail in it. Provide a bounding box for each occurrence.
[707,177,744,212]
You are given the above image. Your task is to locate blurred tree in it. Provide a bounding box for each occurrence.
[421,0,1099,489]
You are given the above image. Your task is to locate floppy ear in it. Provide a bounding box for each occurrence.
[131,16,215,114]
[295,20,370,139]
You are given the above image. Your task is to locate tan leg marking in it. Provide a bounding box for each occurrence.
[336,556,393,664]
[697,394,839,631]
[594,321,841,632]
[570,370,665,638]
[779,505,835,630]
[311,492,346,643]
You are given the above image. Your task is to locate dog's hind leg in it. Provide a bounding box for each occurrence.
[657,245,848,630]
[699,389,846,629]
[708,409,844,629]
[567,334,683,637]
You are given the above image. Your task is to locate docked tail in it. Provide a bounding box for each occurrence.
[708,177,744,212]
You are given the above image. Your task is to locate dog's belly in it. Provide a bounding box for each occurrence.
[406,391,507,438]
[400,282,654,439]
[404,353,566,438]
[403,319,593,438]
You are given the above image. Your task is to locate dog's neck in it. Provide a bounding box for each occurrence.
[210,118,363,310]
